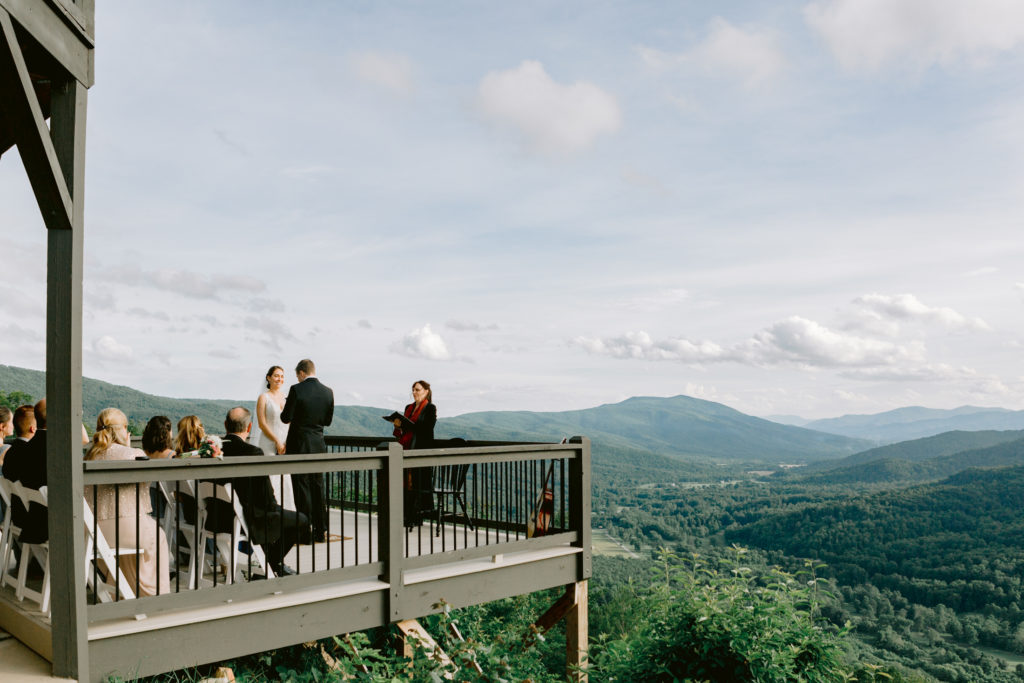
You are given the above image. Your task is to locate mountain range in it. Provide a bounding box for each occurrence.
[1,364,868,469]
[784,405,1024,444]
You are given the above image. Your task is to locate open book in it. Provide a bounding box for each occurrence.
[382,411,415,430]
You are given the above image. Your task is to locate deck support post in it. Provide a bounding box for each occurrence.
[45,75,89,681]
[0,10,89,677]
[384,442,405,622]
[566,579,588,682]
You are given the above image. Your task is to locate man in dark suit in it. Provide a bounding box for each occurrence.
[206,406,307,576]
[280,358,334,543]
[2,402,47,543]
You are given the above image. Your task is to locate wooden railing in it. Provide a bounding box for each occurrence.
[74,436,590,681]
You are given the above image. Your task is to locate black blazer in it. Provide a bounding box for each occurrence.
[281,377,334,454]
[206,434,284,545]
[401,402,436,450]
[1,431,48,543]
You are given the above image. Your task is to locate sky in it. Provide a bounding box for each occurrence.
[2,0,1024,420]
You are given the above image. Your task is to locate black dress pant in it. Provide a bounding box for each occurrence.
[261,508,307,570]
[292,472,327,538]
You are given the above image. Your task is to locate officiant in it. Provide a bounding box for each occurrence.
[391,380,436,529]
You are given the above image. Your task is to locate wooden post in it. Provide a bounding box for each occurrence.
[46,75,89,681]
[384,442,405,622]
[566,580,588,682]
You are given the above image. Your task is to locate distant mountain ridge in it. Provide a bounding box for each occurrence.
[802,405,1024,443]
[1,365,868,466]
[790,433,1024,486]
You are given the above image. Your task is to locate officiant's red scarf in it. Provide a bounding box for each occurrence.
[395,400,428,450]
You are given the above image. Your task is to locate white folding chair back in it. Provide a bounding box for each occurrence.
[8,481,50,614]
[82,498,138,602]
[0,478,15,587]
[197,480,273,583]
[159,478,209,589]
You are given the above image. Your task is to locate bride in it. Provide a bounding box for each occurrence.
[252,365,295,510]
[253,365,288,455]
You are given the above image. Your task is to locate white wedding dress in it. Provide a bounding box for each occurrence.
[252,391,296,511]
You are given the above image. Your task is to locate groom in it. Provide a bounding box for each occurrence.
[281,358,335,543]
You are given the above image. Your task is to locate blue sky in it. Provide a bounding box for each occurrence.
[2,0,1024,419]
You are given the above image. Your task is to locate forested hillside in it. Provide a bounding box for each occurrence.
[801,429,1024,473]
[792,437,1024,485]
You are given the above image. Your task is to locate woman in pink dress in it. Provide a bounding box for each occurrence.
[85,408,170,597]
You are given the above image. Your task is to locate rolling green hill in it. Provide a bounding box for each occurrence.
[443,395,870,464]
[800,429,1024,473]
[794,436,1024,486]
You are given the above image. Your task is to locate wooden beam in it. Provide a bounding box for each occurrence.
[0,7,73,231]
[45,74,88,680]
[566,580,588,683]
[0,0,93,85]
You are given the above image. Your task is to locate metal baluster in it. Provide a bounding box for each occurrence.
[91,486,98,604]
[135,482,141,597]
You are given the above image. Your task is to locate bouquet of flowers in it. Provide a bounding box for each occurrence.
[179,434,224,459]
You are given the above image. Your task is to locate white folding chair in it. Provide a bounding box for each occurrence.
[197,480,274,584]
[0,479,15,585]
[159,478,210,589]
[8,482,50,614]
[82,498,139,602]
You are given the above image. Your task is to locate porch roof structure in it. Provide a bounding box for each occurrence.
[0,3,592,681]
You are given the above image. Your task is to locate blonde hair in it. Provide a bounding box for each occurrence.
[175,415,205,453]
[85,408,130,461]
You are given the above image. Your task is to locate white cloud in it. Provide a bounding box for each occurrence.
[571,331,729,363]
[92,335,133,361]
[573,316,928,371]
[741,316,924,367]
[637,18,786,88]
[243,315,299,352]
[804,0,1024,73]
[391,324,453,361]
[853,293,990,331]
[477,60,621,154]
[446,319,498,332]
[94,264,266,301]
[350,51,415,94]
[616,288,690,313]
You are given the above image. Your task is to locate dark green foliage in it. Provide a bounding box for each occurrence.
[587,549,852,682]
[0,388,35,411]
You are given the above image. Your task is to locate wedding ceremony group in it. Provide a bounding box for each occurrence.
[0,359,438,600]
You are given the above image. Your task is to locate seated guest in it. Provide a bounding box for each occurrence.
[0,405,13,461]
[142,416,175,518]
[203,407,305,576]
[2,403,46,543]
[0,406,17,524]
[143,416,175,459]
[84,408,170,597]
[175,415,205,454]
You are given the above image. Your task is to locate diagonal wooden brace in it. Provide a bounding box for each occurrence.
[0,7,74,231]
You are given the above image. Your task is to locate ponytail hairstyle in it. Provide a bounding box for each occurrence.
[175,415,205,453]
[85,408,130,460]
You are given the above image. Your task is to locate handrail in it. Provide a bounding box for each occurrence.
[78,437,590,627]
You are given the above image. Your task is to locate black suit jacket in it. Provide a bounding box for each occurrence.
[2,431,48,543]
[281,377,334,454]
[206,433,285,545]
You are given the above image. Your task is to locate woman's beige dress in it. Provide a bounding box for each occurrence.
[85,442,170,597]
